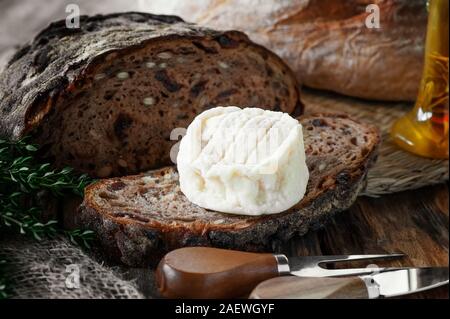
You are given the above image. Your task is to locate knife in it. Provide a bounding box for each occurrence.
[156,247,404,298]
[249,267,449,299]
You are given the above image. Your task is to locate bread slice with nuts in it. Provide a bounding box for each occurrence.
[78,114,380,267]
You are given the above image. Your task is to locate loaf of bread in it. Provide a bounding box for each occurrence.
[145,0,427,101]
[78,114,380,267]
[0,12,302,178]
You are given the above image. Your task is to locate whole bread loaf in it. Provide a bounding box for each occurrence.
[78,114,380,267]
[145,0,427,101]
[0,12,302,178]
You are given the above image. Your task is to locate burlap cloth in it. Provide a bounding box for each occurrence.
[0,235,145,299]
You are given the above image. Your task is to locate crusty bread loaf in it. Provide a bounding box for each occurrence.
[0,12,302,178]
[78,114,380,267]
[145,0,427,101]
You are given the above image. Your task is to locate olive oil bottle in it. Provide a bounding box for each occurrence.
[391,0,449,159]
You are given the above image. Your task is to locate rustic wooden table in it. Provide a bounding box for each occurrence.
[285,183,449,299]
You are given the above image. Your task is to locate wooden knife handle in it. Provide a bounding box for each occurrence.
[155,247,280,298]
[249,276,370,299]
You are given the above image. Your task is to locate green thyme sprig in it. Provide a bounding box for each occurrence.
[0,138,92,239]
[65,229,95,249]
[0,137,95,298]
[1,138,89,197]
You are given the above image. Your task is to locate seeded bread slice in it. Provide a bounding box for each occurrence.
[0,12,301,178]
[78,114,380,267]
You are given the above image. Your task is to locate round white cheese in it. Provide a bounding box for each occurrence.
[177,106,309,215]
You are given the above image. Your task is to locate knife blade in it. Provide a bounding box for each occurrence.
[369,267,449,298]
[156,247,404,298]
[249,267,449,299]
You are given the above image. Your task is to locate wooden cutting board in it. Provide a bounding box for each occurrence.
[126,183,449,299]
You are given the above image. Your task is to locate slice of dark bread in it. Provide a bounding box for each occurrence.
[78,114,380,267]
[0,12,301,178]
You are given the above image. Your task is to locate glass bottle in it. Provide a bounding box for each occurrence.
[390,0,449,159]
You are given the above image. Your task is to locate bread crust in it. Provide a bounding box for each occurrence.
[78,114,380,267]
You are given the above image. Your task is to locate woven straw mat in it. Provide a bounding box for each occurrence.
[302,88,449,197]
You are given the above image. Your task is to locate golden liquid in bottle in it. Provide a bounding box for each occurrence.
[390,0,449,159]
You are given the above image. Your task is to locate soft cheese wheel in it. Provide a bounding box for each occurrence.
[177,106,309,215]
